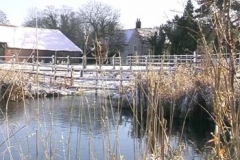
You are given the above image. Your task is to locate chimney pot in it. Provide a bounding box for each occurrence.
[136,18,141,28]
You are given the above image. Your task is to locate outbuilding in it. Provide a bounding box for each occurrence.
[0,25,82,63]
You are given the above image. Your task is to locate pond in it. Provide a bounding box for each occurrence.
[0,93,213,160]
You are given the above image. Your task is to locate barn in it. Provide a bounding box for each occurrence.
[0,25,82,63]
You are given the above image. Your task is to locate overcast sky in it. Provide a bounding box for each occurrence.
[1,0,191,29]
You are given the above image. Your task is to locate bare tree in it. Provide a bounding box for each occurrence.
[58,6,82,47]
[22,8,44,27]
[23,6,83,47]
[78,0,126,64]
[0,10,9,24]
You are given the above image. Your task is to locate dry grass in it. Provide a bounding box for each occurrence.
[137,64,213,104]
[133,57,240,159]
[0,69,32,101]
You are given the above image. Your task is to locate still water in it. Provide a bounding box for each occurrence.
[0,93,213,160]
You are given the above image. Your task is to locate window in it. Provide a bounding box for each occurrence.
[133,45,137,52]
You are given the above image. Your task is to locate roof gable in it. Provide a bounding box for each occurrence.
[123,28,159,44]
[124,29,135,44]
[0,26,82,52]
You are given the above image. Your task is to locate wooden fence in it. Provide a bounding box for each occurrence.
[126,54,201,67]
[1,53,239,67]
[0,62,160,94]
[0,53,240,94]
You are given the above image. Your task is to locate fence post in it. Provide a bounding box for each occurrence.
[119,56,122,68]
[64,73,67,87]
[112,56,115,69]
[32,55,35,63]
[70,66,74,86]
[54,65,57,80]
[174,55,178,66]
[12,55,16,64]
[159,55,161,65]
[51,63,54,72]
[82,55,87,69]
[31,55,35,71]
[80,68,83,77]
[136,55,139,66]
[37,61,40,73]
[95,66,98,96]
[120,67,123,95]
[52,55,55,65]
[130,56,132,70]
[50,76,52,86]
[145,56,148,71]
[193,51,197,66]
[67,55,70,68]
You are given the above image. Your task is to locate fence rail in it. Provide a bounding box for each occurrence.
[1,54,240,72]
[1,53,239,67]
[126,54,201,66]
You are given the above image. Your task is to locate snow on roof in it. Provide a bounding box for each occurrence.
[0,25,82,52]
[136,28,158,42]
[124,28,159,44]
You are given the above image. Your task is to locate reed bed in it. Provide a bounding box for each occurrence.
[131,64,210,159]
[131,56,240,159]
[0,69,33,101]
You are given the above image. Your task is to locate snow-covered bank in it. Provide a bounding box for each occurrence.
[0,65,137,101]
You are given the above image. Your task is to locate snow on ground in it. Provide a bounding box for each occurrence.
[0,63,148,99]
[0,63,176,107]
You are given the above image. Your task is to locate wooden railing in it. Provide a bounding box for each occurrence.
[0,53,240,67]
[126,54,202,66]
[0,62,161,94]
[1,53,240,93]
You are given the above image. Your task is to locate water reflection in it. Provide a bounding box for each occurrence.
[0,94,213,160]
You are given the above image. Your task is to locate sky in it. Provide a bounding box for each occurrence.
[1,0,191,29]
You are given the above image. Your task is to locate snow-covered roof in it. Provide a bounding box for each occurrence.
[124,28,159,44]
[136,28,158,42]
[0,25,82,52]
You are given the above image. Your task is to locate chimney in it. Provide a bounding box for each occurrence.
[136,18,141,28]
